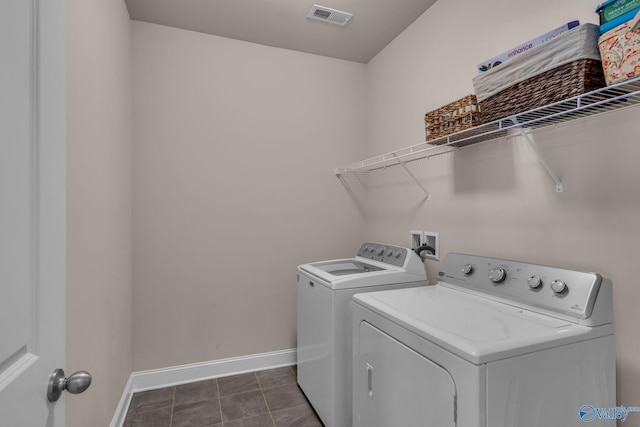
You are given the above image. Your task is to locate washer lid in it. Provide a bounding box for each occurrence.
[311,259,384,276]
[299,257,426,290]
[352,285,614,364]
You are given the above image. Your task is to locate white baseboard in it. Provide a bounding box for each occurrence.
[109,348,296,427]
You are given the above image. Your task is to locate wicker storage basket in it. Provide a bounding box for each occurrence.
[425,95,483,143]
[473,24,606,123]
[479,58,606,122]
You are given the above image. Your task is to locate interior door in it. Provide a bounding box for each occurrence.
[0,0,66,426]
[355,321,457,427]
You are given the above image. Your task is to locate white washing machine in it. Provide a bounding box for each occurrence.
[297,242,428,427]
[352,252,616,427]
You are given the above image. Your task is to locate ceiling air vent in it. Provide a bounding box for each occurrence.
[307,4,353,26]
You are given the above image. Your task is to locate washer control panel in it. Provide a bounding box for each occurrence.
[357,242,408,267]
[438,253,605,322]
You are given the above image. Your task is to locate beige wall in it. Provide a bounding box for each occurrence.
[131,22,367,370]
[66,0,133,426]
[362,0,640,414]
[63,1,639,423]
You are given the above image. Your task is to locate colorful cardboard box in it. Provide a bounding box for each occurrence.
[597,0,640,33]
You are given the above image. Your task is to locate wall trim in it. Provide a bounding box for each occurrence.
[109,374,134,427]
[109,348,296,427]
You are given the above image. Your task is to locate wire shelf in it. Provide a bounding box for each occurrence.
[334,76,640,176]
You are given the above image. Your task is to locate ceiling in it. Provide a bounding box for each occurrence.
[124,0,438,63]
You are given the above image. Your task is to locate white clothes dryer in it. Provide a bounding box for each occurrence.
[297,242,427,427]
[352,252,616,427]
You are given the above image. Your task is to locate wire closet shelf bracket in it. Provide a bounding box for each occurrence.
[334,76,640,195]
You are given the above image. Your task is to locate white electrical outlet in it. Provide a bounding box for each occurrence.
[410,230,423,250]
[422,231,439,261]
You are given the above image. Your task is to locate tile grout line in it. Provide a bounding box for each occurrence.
[255,372,277,427]
[216,379,224,427]
[169,386,176,427]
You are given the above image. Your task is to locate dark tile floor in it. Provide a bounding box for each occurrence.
[123,366,323,427]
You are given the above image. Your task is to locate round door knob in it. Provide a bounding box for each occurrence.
[47,369,92,402]
[461,264,473,275]
[527,275,542,289]
[551,280,567,294]
[489,267,507,283]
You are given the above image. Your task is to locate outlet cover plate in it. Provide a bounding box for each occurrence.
[410,230,424,250]
[423,231,439,261]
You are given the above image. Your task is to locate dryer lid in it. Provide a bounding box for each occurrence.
[352,285,613,364]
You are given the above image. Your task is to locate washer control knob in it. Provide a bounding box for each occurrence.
[377,246,386,256]
[461,264,473,275]
[489,267,507,283]
[551,280,567,294]
[394,250,402,259]
[527,275,542,289]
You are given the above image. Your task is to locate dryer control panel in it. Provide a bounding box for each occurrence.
[437,253,612,326]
